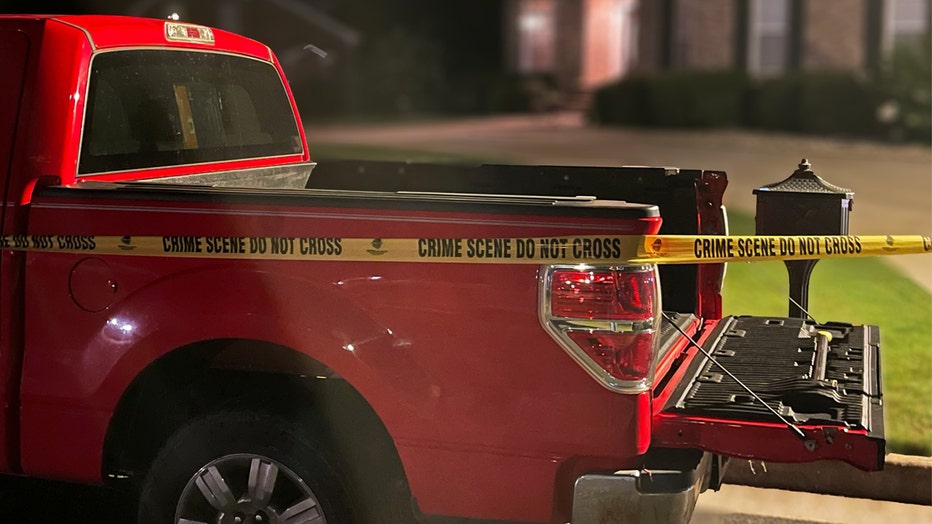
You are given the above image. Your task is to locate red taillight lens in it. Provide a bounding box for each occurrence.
[550,269,655,320]
[541,265,660,393]
[567,331,654,381]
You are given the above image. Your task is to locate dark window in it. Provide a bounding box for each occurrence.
[79,50,302,175]
[748,0,790,75]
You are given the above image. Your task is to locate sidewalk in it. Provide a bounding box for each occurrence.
[723,453,932,505]
[309,112,932,291]
[693,484,932,524]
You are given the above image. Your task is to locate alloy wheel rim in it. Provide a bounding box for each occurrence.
[174,453,325,524]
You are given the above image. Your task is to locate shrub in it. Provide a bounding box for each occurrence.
[589,77,649,125]
[797,72,885,136]
[443,74,552,114]
[747,72,885,136]
[876,33,932,142]
[591,71,750,128]
[648,70,751,127]
[745,73,804,132]
[591,66,929,143]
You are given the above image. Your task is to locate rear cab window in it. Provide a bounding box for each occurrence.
[79,49,302,175]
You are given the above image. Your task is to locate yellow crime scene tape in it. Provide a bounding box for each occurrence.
[2,233,930,265]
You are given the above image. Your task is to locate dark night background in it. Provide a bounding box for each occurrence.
[0,1,511,118]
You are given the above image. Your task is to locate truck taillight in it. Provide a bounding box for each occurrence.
[567,331,654,382]
[540,265,661,393]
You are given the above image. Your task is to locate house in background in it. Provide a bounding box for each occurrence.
[505,0,930,97]
[638,0,930,76]
[503,0,639,96]
[34,0,928,116]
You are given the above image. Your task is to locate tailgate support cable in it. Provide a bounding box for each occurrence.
[788,296,820,324]
[661,312,809,442]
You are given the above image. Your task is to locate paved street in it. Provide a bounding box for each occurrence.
[0,473,929,523]
[310,112,932,291]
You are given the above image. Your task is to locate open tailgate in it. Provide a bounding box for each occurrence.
[653,315,884,471]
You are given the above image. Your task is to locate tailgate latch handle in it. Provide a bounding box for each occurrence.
[813,330,832,382]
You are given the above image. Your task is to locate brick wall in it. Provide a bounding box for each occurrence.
[802,0,867,70]
[555,0,584,90]
[633,0,873,76]
[674,0,736,69]
[635,0,666,73]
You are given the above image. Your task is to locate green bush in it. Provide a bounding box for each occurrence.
[798,73,885,135]
[746,72,885,136]
[591,71,749,127]
[591,65,931,142]
[744,73,803,132]
[443,74,550,114]
[648,70,751,127]
[877,33,932,142]
[589,77,650,125]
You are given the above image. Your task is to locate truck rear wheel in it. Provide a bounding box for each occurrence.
[137,410,352,524]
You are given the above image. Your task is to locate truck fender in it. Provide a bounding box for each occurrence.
[21,265,432,483]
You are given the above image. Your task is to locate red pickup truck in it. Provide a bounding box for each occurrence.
[0,14,884,524]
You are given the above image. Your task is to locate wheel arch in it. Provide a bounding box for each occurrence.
[102,338,414,518]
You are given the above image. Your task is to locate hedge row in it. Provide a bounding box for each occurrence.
[589,69,929,142]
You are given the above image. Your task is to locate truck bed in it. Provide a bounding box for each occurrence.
[308,159,726,314]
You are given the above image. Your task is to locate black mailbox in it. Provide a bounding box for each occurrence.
[753,159,854,318]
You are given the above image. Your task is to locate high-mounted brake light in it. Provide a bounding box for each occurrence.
[540,265,661,393]
[165,22,215,45]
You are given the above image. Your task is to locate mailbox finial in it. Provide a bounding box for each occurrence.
[798,158,811,172]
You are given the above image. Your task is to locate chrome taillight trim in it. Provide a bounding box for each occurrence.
[538,264,662,394]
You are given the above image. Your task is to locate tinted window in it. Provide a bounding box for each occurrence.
[79,50,302,175]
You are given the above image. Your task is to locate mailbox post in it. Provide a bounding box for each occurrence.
[753,159,854,318]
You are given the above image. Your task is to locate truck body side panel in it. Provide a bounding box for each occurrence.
[0,22,34,474]
[19,187,659,522]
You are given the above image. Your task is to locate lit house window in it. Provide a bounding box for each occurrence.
[748,0,790,75]
[517,0,556,73]
[582,0,638,88]
[885,0,930,50]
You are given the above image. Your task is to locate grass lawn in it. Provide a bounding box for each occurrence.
[312,142,932,456]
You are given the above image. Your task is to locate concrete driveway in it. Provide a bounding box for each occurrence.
[309,112,932,290]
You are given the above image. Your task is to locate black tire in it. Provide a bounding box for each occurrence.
[137,410,353,524]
